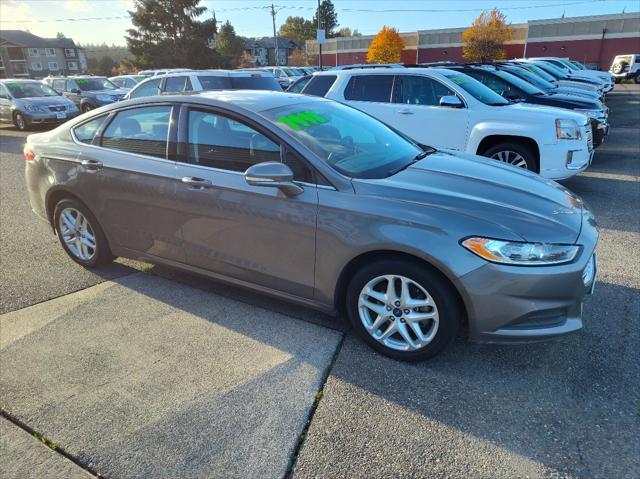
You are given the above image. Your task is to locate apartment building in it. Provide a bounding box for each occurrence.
[0,30,87,79]
[244,37,300,66]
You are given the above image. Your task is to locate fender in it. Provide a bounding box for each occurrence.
[467,120,545,155]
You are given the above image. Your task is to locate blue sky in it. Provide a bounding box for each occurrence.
[1,0,637,45]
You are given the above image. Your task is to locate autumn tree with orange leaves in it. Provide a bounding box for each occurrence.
[367,26,405,64]
[462,9,513,62]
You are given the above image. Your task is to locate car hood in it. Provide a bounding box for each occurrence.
[501,102,588,124]
[544,93,601,109]
[15,95,74,106]
[353,150,585,244]
[86,89,128,96]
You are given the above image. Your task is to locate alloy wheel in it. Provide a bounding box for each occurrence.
[491,150,529,168]
[358,275,439,352]
[15,113,25,130]
[58,207,97,261]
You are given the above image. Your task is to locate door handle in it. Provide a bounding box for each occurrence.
[397,109,414,115]
[181,176,212,189]
[81,159,103,171]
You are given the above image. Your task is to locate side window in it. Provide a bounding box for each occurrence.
[129,78,161,99]
[344,75,394,102]
[282,147,314,183]
[73,115,108,144]
[53,79,66,92]
[187,109,280,172]
[393,75,456,106]
[302,75,337,97]
[101,106,171,159]
[164,76,192,93]
[67,80,79,92]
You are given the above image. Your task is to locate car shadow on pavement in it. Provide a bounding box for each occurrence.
[299,279,639,478]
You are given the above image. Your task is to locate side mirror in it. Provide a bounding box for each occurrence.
[245,162,303,196]
[70,88,81,94]
[439,95,464,108]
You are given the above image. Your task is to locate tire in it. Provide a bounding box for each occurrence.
[346,259,461,361]
[13,112,27,131]
[53,198,114,268]
[482,142,537,172]
[634,73,640,84]
[81,103,93,114]
[614,77,622,84]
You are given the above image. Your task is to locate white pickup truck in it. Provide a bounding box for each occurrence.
[304,67,594,180]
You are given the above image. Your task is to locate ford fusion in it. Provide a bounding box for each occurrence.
[24,91,598,360]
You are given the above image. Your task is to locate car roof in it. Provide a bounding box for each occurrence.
[1,78,42,83]
[315,67,454,77]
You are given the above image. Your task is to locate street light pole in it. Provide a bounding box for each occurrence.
[271,4,279,66]
[317,0,323,69]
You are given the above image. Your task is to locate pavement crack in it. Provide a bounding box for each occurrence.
[0,408,104,478]
[283,332,347,479]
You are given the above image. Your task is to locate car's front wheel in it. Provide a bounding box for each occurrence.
[53,198,114,268]
[346,259,461,361]
[81,103,93,113]
[13,112,27,131]
[483,142,537,172]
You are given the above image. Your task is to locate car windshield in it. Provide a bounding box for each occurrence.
[439,71,509,105]
[281,68,296,77]
[571,61,586,70]
[5,82,59,98]
[503,65,555,91]
[492,69,545,95]
[533,62,567,79]
[131,75,146,83]
[522,63,556,82]
[75,78,118,91]
[557,59,579,71]
[262,100,425,179]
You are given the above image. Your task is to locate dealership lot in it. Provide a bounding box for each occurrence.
[1,84,639,478]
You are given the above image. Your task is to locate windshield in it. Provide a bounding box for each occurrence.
[503,65,555,91]
[533,62,567,79]
[131,75,146,83]
[524,63,557,82]
[197,75,281,91]
[492,69,545,95]
[262,100,423,179]
[440,71,509,105]
[5,82,59,98]
[75,78,118,91]
[571,61,586,70]
[557,59,579,71]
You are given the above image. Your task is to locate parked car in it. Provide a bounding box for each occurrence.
[23,91,598,361]
[125,70,281,100]
[609,54,640,83]
[305,67,594,180]
[286,75,311,93]
[526,57,614,91]
[249,67,303,89]
[0,79,79,130]
[138,68,192,77]
[109,75,146,90]
[43,76,127,113]
[439,64,609,147]
[517,60,605,97]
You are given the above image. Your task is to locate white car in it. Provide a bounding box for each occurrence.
[517,60,605,97]
[525,57,614,92]
[305,67,594,180]
[138,68,192,77]
[125,70,281,100]
[609,54,640,83]
[108,74,146,90]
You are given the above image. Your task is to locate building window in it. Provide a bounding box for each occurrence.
[31,62,43,71]
[67,61,78,70]
[48,62,59,71]
[13,63,28,75]
[28,48,39,57]
[64,48,76,58]
[45,48,56,57]
[7,47,25,61]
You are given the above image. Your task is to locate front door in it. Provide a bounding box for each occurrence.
[174,107,318,299]
[73,104,186,262]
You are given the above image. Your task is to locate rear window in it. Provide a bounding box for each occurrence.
[197,75,280,91]
[344,75,393,102]
[302,75,337,97]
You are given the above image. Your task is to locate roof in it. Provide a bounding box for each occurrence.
[193,90,328,113]
[244,37,300,50]
[0,30,80,49]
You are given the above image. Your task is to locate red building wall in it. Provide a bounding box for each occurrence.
[417,44,525,64]
[525,37,640,69]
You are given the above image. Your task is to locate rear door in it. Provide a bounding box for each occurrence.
[173,106,318,298]
[340,74,395,126]
[389,74,469,150]
[73,104,185,261]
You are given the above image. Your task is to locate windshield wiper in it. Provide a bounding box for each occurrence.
[387,150,433,176]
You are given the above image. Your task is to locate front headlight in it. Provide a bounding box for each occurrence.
[96,94,113,102]
[24,104,45,113]
[555,119,581,140]
[461,237,580,266]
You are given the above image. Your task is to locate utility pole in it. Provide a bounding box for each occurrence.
[270,4,279,66]
[317,0,323,69]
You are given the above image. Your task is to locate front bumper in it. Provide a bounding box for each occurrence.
[538,140,592,180]
[457,215,598,344]
[23,110,80,125]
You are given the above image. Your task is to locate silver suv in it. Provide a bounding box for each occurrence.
[609,54,640,83]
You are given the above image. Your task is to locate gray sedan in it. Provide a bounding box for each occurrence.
[24,91,598,360]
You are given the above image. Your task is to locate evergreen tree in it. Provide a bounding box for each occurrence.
[125,0,220,68]
[278,16,316,46]
[216,21,245,68]
[313,0,339,38]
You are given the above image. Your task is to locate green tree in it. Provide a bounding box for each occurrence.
[278,16,316,46]
[313,0,339,38]
[56,32,66,39]
[335,27,361,37]
[125,0,219,69]
[462,8,513,62]
[98,55,115,76]
[215,21,245,68]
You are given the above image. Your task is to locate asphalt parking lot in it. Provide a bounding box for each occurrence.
[1,84,639,478]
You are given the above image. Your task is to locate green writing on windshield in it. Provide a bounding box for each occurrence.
[450,76,466,85]
[278,111,327,130]
[7,83,22,88]
[76,79,89,84]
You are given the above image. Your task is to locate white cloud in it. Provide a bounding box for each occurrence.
[0,1,33,28]
[64,0,91,13]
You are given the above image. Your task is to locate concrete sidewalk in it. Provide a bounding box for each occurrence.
[0,273,342,478]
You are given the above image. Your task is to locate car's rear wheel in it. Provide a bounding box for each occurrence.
[53,198,114,268]
[346,259,461,361]
[13,112,27,131]
[483,142,537,172]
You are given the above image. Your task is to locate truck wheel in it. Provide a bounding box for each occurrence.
[482,142,537,172]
